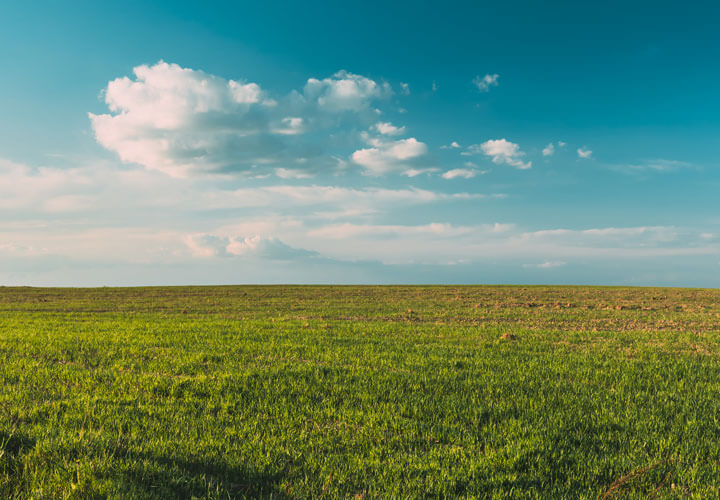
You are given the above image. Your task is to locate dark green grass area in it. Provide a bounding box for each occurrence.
[1,285,720,498]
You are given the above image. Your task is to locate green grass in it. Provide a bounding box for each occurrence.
[1,285,720,498]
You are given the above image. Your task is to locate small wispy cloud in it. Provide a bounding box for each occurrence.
[577,147,593,159]
[404,167,440,178]
[373,122,406,136]
[441,168,477,179]
[274,168,313,179]
[624,159,692,172]
[473,73,499,92]
[523,260,567,269]
[542,141,566,157]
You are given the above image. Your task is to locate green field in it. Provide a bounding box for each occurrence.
[1,285,720,498]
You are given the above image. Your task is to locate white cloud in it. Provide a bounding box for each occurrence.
[274,168,313,179]
[0,157,132,214]
[351,137,428,175]
[0,157,497,225]
[308,222,469,239]
[400,82,410,95]
[520,226,681,248]
[90,62,395,177]
[228,81,264,104]
[442,168,477,179]
[2,155,717,283]
[303,223,719,265]
[184,234,315,260]
[272,117,304,135]
[303,70,392,112]
[441,141,461,149]
[403,167,440,177]
[373,122,406,136]
[577,147,592,159]
[214,185,487,212]
[542,143,555,156]
[468,139,531,169]
[473,73,499,92]
[523,260,567,269]
[618,159,692,173]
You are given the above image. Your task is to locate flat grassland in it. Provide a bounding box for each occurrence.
[1,285,720,498]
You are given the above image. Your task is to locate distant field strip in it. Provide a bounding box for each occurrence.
[1,286,720,498]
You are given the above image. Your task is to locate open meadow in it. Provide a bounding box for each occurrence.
[1,285,720,498]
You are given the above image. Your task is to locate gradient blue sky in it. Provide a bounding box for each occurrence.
[1,1,719,286]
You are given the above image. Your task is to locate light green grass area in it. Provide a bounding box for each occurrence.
[1,285,720,498]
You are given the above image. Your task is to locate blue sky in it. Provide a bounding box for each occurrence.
[1,1,719,286]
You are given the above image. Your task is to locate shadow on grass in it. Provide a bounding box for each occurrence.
[0,430,36,498]
[114,449,287,499]
[0,429,36,457]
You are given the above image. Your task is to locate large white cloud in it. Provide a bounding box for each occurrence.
[90,62,395,177]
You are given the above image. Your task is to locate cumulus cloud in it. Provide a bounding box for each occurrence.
[351,129,429,175]
[400,82,410,95]
[440,141,461,149]
[184,234,317,260]
[577,147,592,159]
[467,139,531,169]
[473,73,499,92]
[90,62,395,177]
[272,117,305,135]
[303,70,392,112]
